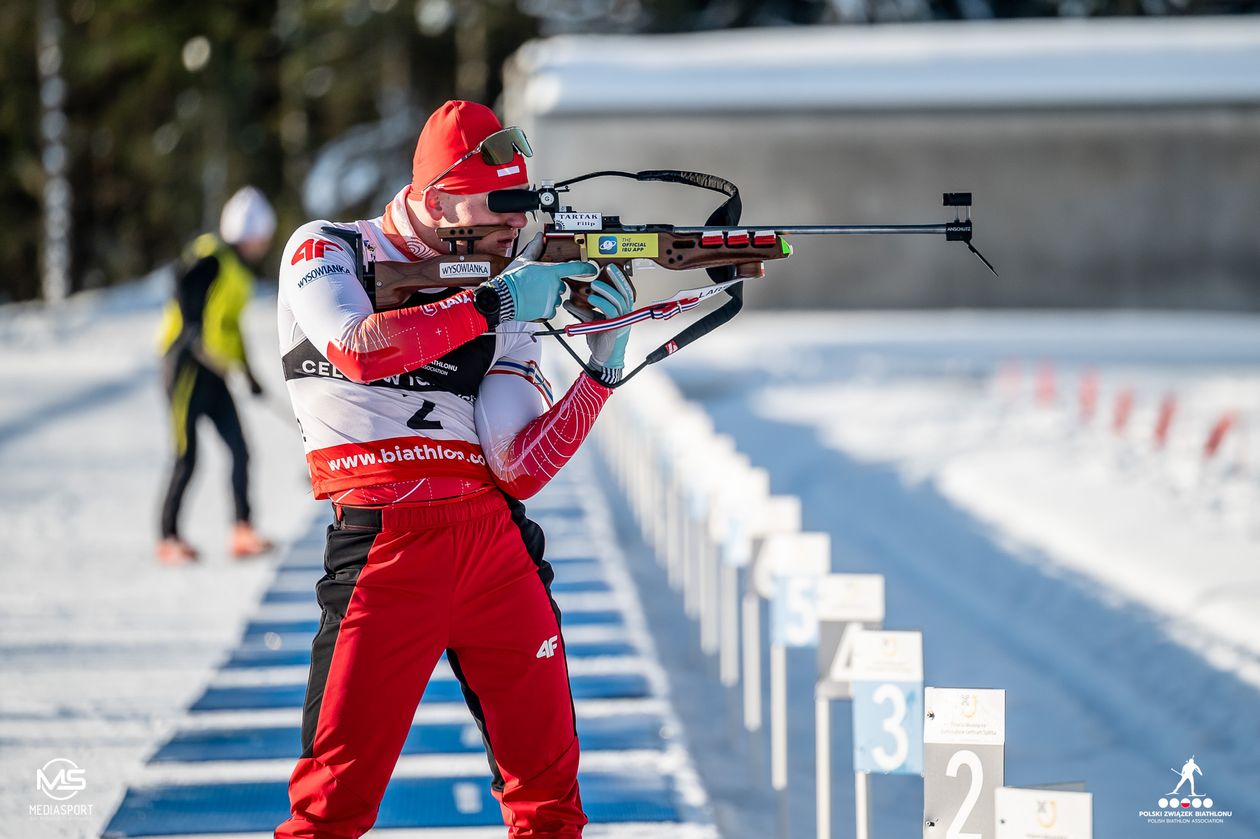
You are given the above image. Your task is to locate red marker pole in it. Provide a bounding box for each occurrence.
[1079,369,1099,423]
[1203,412,1237,460]
[1112,388,1134,435]
[1153,395,1178,450]
[1036,362,1057,407]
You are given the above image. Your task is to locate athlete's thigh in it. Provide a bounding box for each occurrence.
[303,526,453,777]
[448,537,575,774]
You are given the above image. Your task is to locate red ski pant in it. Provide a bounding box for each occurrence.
[276,489,586,838]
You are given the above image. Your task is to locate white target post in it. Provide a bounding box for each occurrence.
[685,433,735,624]
[661,415,715,587]
[679,436,735,625]
[744,496,803,733]
[814,574,886,839]
[923,688,1005,839]
[996,787,1092,838]
[700,451,751,657]
[851,629,926,839]
[763,532,830,838]
[715,465,770,686]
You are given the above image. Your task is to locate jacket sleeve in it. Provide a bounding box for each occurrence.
[473,327,613,499]
[279,222,491,384]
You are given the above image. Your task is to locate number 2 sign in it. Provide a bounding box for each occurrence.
[923,687,1006,839]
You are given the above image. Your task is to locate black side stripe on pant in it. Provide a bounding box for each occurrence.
[300,524,379,758]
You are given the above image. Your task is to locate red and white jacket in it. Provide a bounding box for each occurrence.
[277,187,613,505]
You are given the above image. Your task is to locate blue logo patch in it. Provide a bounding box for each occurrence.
[597,236,618,255]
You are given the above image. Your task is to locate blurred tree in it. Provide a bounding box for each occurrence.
[1,0,1254,302]
[0,3,43,303]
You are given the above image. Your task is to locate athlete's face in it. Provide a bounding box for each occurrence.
[236,234,273,263]
[438,191,527,256]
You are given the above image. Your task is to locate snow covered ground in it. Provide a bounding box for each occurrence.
[0,279,716,838]
[5,283,1259,839]
[652,310,1260,837]
[0,275,322,837]
[664,311,1260,688]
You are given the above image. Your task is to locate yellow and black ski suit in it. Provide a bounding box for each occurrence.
[157,233,256,539]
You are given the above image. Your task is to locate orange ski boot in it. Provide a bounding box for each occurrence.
[230,522,274,559]
[156,538,199,566]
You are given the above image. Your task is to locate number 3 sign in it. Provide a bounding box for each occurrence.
[851,630,924,776]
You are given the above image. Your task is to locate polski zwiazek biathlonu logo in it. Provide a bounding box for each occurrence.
[1138,755,1233,826]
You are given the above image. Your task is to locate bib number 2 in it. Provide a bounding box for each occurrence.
[407,399,442,430]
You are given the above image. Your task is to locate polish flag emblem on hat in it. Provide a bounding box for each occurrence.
[411,100,530,195]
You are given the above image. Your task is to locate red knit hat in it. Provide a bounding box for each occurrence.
[411,100,530,195]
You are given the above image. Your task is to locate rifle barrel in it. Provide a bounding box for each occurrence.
[670,224,949,236]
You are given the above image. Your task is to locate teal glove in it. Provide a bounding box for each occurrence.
[563,264,635,384]
[492,233,597,322]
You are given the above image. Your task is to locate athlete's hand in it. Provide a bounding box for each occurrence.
[495,233,597,322]
[563,264,635,381]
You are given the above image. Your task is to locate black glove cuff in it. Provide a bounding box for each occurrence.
[473,280,513,329]
[588,364,623,388]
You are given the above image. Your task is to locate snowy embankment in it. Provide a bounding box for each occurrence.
[646,310,1260,837]
[660,309,1260,685]
[0,276,320,836]
[659,311,1260,688]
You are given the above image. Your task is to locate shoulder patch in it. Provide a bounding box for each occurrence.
[291,237,344,265]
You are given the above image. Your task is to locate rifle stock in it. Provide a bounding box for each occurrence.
[369,227,788,312]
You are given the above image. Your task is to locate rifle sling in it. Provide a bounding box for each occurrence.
[550,169,745,388]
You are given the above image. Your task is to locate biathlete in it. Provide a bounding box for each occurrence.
[157,186,276,565]
[274,100,634,838]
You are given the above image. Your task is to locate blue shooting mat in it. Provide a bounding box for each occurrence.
[191,672,651,712]
[152,713,667,763]
[103,771,681,837]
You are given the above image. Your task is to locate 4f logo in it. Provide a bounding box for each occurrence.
[536,635,559,659]
[291,238,342,265]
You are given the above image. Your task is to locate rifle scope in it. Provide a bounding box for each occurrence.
[488,187,560,214]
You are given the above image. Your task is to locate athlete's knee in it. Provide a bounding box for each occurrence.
[498,735,585,834]
[280,757,379,839]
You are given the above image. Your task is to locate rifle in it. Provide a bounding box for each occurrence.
[354,169,997,386]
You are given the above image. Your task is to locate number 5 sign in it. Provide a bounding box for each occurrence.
[851,630,924,776]
[767,533,830,648]
[923,687,1006,839]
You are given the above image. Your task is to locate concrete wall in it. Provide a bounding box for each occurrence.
[511,108,1260,310]
[502,23,1260,310]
